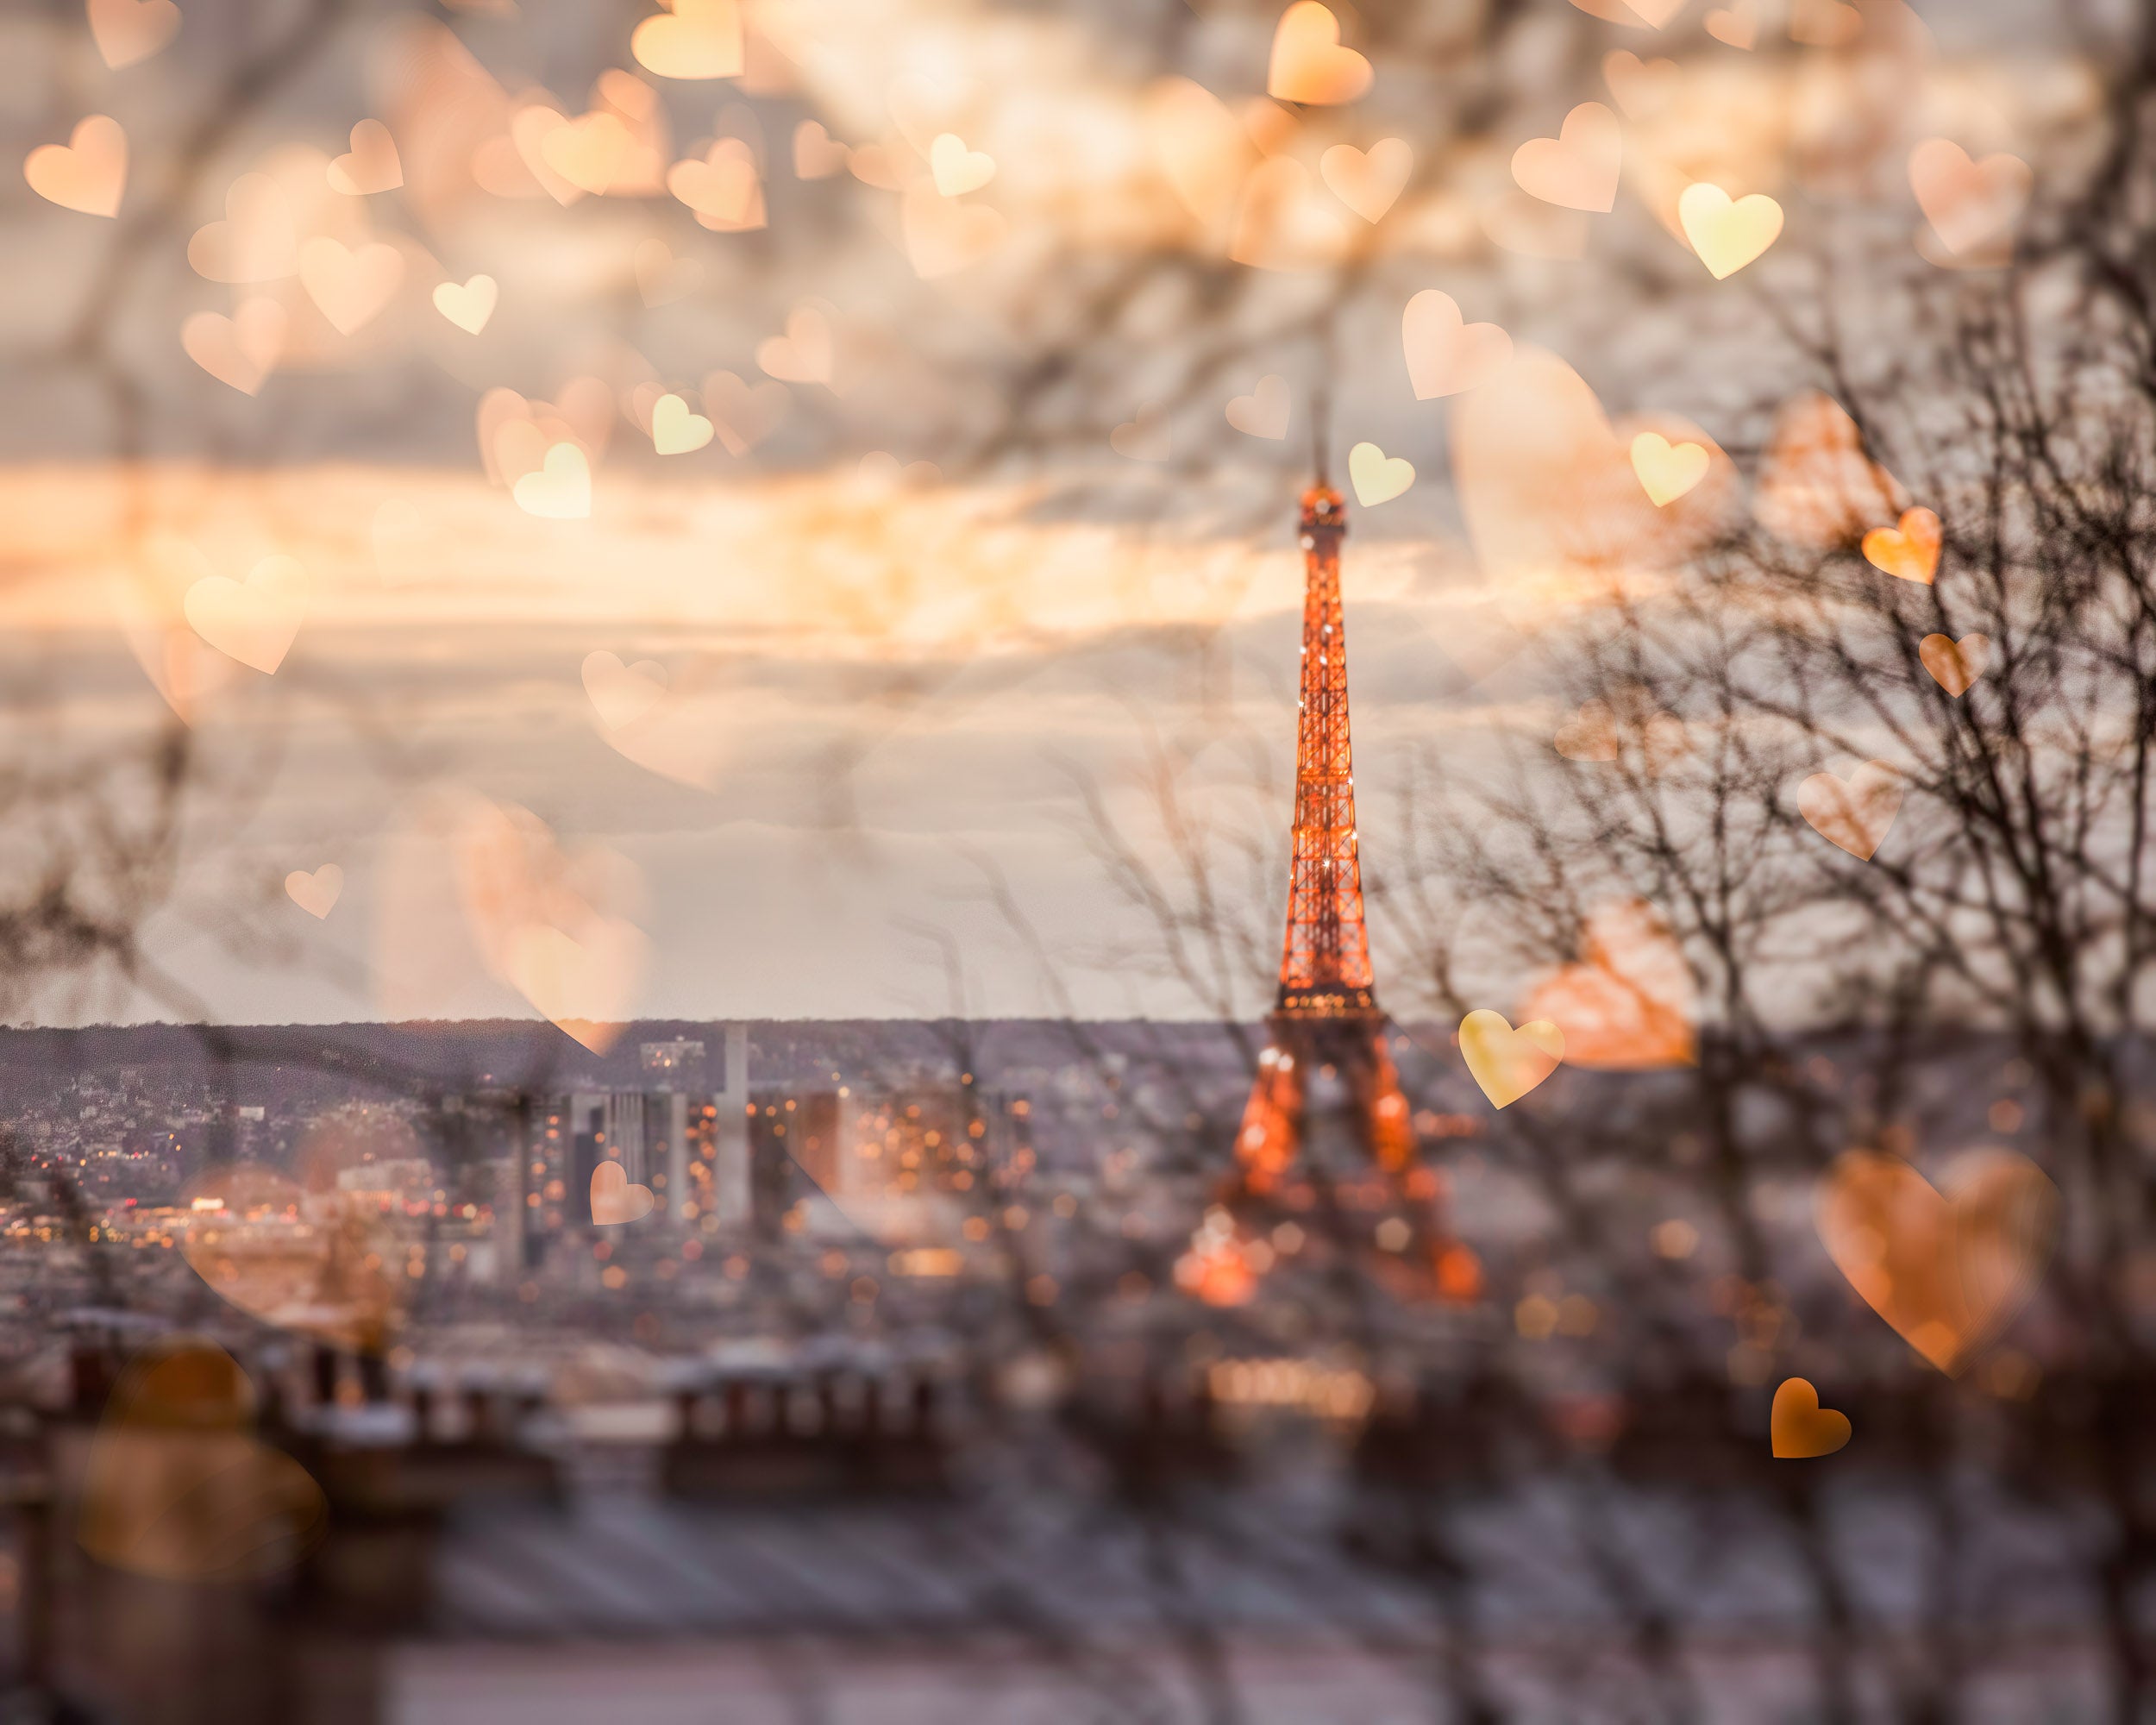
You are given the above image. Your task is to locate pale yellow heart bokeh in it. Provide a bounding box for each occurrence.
[431,273,497,334]
[1459,1010,1565,1109]
[1677,182,1783,278]
[511,443,592,520]
[1349,441,1413,506]
[1629,431,1709,506]
[930,133,995,198]
[651,393,714,455]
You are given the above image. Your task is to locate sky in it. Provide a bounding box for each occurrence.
[0,0,2097,1028]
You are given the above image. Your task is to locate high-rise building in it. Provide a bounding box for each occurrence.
[508,1032,748,1240]
[485,1153,521,1283]
[568,1095,606,1227]
[604,1094,649,1187]
[624,1036,726,1228]
[650,1089,689,1217]
[711,1024,751,1228]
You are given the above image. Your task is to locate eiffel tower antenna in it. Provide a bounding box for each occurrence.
[1310,381,1332,488]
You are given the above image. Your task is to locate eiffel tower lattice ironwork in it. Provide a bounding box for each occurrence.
[1236,479,1415,1194]
[1175,475,1461,1308]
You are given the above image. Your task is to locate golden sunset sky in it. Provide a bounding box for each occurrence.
[0,0,2086,1026]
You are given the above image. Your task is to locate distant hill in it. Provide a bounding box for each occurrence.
[0,1017,1264,1098]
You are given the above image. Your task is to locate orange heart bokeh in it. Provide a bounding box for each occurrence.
[25,116,127,216]
[591,1161,655,1226]
[1862,507,1942,584]
[1919,632,1990,697]
[1770,1378,1851,1458]
[78,1339,327,1584]
[454,796,649,1052]
[179,1142,411,1354]
[1518,899,1695,1070]
[1816,1148,2058,1375]
[1755,392,1903,549]
[1266,3,1372,106]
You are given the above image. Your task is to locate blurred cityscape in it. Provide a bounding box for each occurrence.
[0,1011,2126,1723]
[7,0,2156,1715]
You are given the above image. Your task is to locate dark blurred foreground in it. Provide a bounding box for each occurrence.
[0,1309,2146,1725]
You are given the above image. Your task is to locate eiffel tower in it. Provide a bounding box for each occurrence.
[1181,470,1454,1303]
